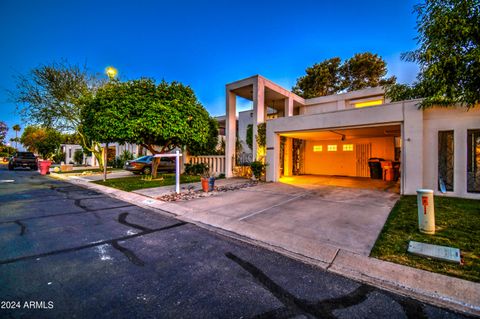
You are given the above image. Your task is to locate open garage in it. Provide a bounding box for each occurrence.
[279,124,402,193]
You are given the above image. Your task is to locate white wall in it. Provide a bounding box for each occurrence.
[422,106,480,199]
[238,110,253,153]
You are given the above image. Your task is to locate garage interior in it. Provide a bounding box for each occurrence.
[279,124,402,193]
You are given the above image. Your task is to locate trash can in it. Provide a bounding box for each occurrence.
[208,177,215,192]
[368,158,384,179]
[416,189,435,234]
[39,160,52,175]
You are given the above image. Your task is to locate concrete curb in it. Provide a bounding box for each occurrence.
[52,174,480,317]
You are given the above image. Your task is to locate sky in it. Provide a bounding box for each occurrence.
[0,0,420,143]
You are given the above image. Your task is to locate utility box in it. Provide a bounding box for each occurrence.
[416,189,435,234]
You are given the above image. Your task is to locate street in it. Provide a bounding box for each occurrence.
[0,167,470,318]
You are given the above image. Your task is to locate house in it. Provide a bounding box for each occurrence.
[224,75,480,199]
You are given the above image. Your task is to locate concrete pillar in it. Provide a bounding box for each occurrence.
[284,97,293,117]
[283,137,293,176]
[252,78,265,161]
[402,101,424,195]
[225,89,236,177]
[266,127,280,182]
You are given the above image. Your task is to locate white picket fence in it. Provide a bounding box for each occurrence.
[188,156,225,176]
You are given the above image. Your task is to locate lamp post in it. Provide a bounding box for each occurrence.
[102,66,118,181]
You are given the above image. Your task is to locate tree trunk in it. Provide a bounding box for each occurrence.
[103,144,108,182]
[151,157,160,178]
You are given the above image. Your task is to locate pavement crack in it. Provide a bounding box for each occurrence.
[111,240,145,266]
[118,212,151,231]
[0,221,187,265]
[14,220,26,236]
[226,252,374,319]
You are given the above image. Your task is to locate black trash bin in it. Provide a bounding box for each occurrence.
[368,158,384,179]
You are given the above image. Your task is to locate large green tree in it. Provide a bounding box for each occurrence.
[20,126,62,159]
[292,57,342,98]
[386,0,480,108]
[12,61,106,167]
[82,78,215,177]
[293,53,395,98]
[340,53,396,91]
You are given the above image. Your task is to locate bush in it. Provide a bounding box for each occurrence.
[0,152,10,157]
[73,149,84,165]
[250,161,267,179]
[52,148,65,164]
[184,163,209,176]
[110,150,134,169]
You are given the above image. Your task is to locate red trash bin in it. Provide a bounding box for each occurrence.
[39,160,52,175]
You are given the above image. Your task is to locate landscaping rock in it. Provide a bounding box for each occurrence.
[157,181,258,202]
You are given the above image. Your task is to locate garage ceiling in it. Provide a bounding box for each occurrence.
[280,125,401,141]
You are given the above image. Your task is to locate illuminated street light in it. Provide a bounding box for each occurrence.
[105,66,118,80]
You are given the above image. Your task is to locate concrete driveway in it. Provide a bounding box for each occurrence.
[176,182,399,258]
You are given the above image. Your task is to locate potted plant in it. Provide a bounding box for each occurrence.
[200,165,211,192]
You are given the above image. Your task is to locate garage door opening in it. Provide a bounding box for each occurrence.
[279,125,401,193]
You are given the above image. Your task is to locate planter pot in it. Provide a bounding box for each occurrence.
[201,178,209,192]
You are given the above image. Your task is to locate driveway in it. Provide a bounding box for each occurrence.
[175,182,399,257]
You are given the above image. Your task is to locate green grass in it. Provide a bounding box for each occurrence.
[371,195,480,282]
[55,168,122,174]
[93,174,201,192]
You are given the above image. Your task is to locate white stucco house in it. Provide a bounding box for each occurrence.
[224,75,480,199]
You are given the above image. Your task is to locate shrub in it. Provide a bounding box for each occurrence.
[250,161,267,179]
[184,163,209,176]
[73,149,84,165]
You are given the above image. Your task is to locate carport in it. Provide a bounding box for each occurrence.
[279,124,401,193]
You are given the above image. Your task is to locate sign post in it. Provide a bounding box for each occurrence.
[153,150,182,194]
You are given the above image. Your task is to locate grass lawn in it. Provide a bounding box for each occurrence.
[371,195,480,282]
[93,174,201,192]
[55,168,122,174]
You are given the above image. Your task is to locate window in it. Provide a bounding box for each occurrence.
[313,145,322,152]
[327,145,337,151]
[68,148,72,158]
[343,144,354,151]
[467,129,480,193]
[354,99,383,108]
[438,131,454,191]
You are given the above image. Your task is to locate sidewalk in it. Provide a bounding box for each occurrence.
[51,174,480,316]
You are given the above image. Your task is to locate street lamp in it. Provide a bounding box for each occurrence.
[105,66,118,80]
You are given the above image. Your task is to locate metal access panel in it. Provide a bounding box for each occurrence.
[407,241,461,263]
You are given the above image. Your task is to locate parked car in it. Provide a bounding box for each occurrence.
[8,152,38,170]
[124,155,175,175]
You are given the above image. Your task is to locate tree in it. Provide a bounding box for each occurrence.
[187,117,219,156]
[20,126,62,159]
[293,54,395,98]
[386,0,480,108]
[82,78,214,177]
[292,57,342,98]
[12,61,106,167]
[0,121,7,145]
[12,124,21,150]
[340,53,396,91]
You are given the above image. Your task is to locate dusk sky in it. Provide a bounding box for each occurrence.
[0,0,420,142]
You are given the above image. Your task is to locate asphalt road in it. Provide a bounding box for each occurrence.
[0,167,471,319]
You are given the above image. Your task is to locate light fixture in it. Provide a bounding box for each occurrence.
[105,66,118,80]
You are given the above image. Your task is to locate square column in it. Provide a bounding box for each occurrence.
[284,97,293,117]
[283,137,293,176]
[225,89,236,177]
[252,78,265,161]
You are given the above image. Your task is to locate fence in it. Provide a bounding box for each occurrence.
[188,156,225,176]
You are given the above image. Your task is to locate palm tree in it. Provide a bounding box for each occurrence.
[12,124,20,150]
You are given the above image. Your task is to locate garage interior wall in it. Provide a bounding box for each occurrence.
[304,137,395,176]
